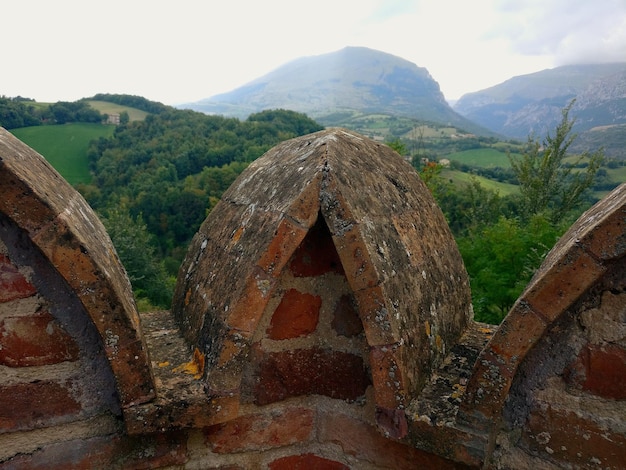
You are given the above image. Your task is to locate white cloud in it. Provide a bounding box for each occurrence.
[2,0,625,104]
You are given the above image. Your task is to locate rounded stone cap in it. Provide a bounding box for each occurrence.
[173,128,472,405]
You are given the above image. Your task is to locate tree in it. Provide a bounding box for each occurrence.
[385,137,407,155]
[458,215,561,324]
[509,100,604,224]
[100,207,174,309]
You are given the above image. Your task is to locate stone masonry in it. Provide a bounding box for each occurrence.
[0,126,624,469]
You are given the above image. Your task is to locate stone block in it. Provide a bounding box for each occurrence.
[254,348,370,405]
[0,381,82,432]
[269,453,349,469]
[331,293,363,337]
[524,246,606,322]
[566,343,626,400]
[370,344,406,409]
[0,253,37,302]
[205,407,314,453]
[257,218,308,277]
[523,405,626,469]
[267,288,321,340]
[0,311,80,367]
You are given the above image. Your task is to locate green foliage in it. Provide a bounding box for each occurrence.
[0,96,49,129]
[509,100,604,224]
[458,215,562,324]
[385,137,407,155]
[89,93,170,115]
[49,101,102,124]
[100,207,174,309]
[85,107,323,288]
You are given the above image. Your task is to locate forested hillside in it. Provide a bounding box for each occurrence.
[78,105,323,305]
[3,94,611,322]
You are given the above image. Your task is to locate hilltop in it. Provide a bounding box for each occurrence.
[454,63,626,158]
[180,47,492,136]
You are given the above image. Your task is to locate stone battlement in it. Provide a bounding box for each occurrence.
[1,127,624,469]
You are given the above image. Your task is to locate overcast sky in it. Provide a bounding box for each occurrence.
[3,0,625,105]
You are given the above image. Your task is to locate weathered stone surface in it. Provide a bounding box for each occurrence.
[173,129,472,410]
[268,454,349,470]
[331,293,363,337]
[205,407,314,453]
[0,381,82,432]
[0,253,36,302]
[254,347,371,405]
[0,128,154,408]
[267,288,321,340]
[123,310,238,434]
[0,311,80,367]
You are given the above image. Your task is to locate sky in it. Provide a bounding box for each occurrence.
[2,0,625,105]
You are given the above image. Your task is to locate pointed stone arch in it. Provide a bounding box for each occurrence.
[460,183,626,440]
[173,128,473,429]
[0,128,154,409]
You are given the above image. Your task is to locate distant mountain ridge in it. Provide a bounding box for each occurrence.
[453,63,626,154]
[181,47,490,135]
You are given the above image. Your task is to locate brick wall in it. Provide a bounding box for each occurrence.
[0,127,624,469]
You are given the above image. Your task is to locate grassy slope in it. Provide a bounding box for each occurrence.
[10,123,115,185]
[86,100,148,121]
[441,169,519,196]
[446,148,512,168]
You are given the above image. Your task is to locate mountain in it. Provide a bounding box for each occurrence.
[453,63,626,157]
[181,47,490,135]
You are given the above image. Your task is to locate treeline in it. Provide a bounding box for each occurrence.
[90,93,170,115]
[80,103,323,307]
[0,95,104,128]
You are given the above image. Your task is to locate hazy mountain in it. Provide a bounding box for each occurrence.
[453,63,626,151]
[181,47,490,135]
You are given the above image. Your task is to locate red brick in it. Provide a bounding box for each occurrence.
[332,225,380,291]
[254,348,371,405]
[460,347,516,421]
[375,406,408,439]
[0,311,80,367]
[205,407,314,453]
[525,247,606,322]
[0,381,81,431]
[285,173,322,228]
[267,288,321,339]
[289,216,345,277]
[332,293,363,337]
[353,285,399,346]
[370,344,406,409]
[227,269,276,336]
[3,432,188,470]
[0,253,37,302]
[566,343,626,400]
[523,405,626,469]
[269,453,349,470]
[487,301,547,364]
[579,192,626,261]
[318,411,463,469]
[257,218,308,277]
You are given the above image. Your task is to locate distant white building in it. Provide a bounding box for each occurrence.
[106,113,120,125]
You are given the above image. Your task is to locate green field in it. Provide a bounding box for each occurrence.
[10,123,115,185]
[442,169,519,196]
[446,148,514,168]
